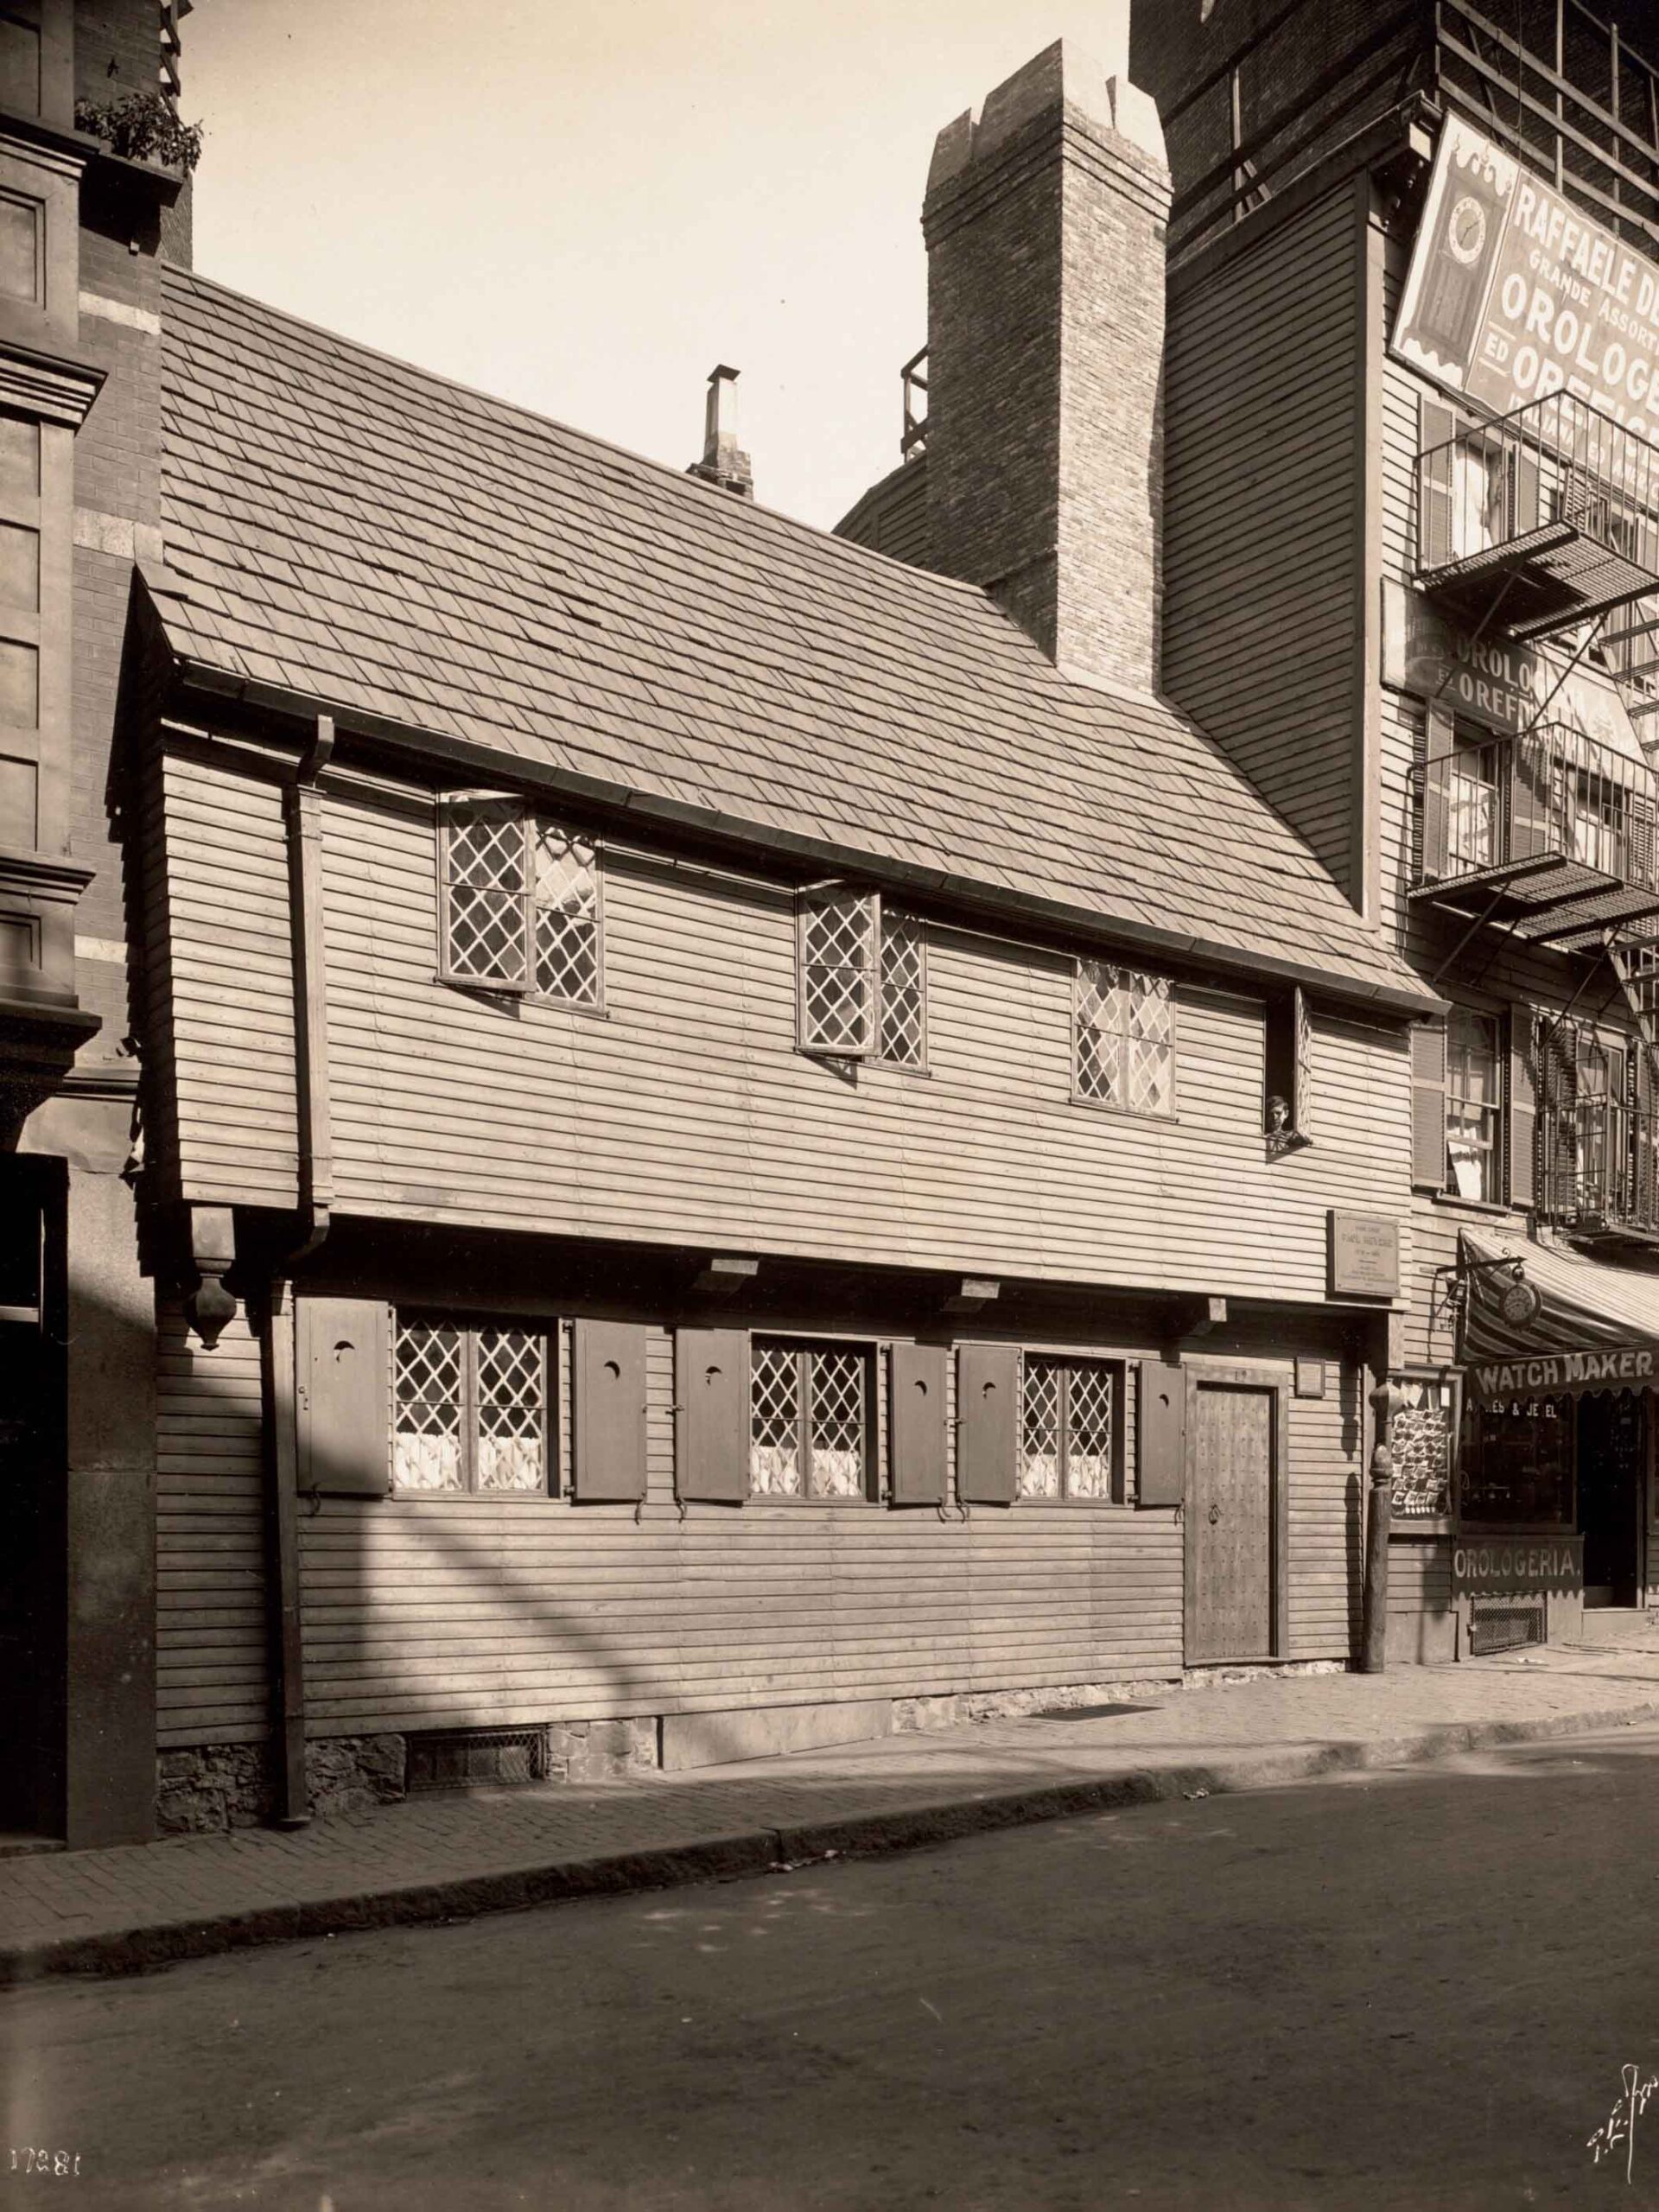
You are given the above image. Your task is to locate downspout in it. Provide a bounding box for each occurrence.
[264,713,335,1827]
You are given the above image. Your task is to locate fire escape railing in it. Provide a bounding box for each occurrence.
[1416,391,1659,642]
[1538,1084,1659,1238]
[1416,719,1659,901]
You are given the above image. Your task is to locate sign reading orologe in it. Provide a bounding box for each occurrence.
[1394,113,1659,449]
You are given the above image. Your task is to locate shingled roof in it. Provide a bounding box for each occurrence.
[149,266,1434,1014]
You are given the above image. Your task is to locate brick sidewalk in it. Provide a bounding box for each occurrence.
[7,1643,1659,1983]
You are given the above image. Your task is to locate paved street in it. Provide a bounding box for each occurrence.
[8,1726,1659,2209]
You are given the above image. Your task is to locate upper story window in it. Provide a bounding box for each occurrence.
[439,792,601,1006]
[797,887,925,1067]
[1074,961,1173,1115]
[392,1316,550,1494]
[1446,1007,1501,1202]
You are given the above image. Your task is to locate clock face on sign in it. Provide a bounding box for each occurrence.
[1447,194,1488,266]
[1500,1278,1541,1325]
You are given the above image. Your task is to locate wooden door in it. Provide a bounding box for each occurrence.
[1186,1379,1280,1664]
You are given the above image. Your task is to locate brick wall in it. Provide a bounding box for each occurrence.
[922,43,1173,696]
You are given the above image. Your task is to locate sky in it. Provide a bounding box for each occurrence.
[184,0,1135,531]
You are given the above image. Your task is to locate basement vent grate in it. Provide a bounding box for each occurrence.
[405,1726,549,1792]
[1468,1597,1546,1656]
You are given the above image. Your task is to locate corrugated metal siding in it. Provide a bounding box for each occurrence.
[293,785,1412,1300]
[156,1297,270,1748]
[1163,182,1364,887]
[156,747,299,1206]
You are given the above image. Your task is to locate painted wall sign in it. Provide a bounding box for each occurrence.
[1394,114,1659,454]
[1452,1535,1582,1594]
[1469,1343,1659,1400]
[1380,581,1644,757]
[1329,1211,1401,1300]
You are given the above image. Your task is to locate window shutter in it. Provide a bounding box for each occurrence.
[573,1319,648,1501]
[890,1342,947,1504]
[1137,1358,1186,1508]
[1421,705,1454,882]
[1505,1007,1536,1209]
[676,1326,750,1503]
[1635,1041,1657,1226]
[438,791,531,993]
[956,1343,1018,1504]
[296,1296,391,1496]
[1418,397,1458,570]
[1410,1021,1448,1192]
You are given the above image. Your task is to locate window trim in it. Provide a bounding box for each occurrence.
[391,1313,556,1498]
[1071,959,1179,1121]
[747,1332,880,1503]
[1017,1350,1128,1505]
[436,791,605,1011]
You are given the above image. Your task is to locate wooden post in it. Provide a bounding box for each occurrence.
[1361,1378,1398,1674]
[261,1278,310,1827]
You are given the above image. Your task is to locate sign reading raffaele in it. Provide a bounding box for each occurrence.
[1394,114,1659,449]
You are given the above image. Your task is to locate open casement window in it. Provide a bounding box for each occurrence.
[439,791,601,1005]
[1018,1355,1121,1501]
[391,1315,550,1494]
[1263,986,1313,1144]
[748,1337,874,1499]
[796,887,925,1064]
[1074,961,1174,1115]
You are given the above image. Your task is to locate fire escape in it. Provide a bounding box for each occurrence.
[1411,390,1659,1243]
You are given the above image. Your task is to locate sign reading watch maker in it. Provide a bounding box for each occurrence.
[1394,113,1659,449]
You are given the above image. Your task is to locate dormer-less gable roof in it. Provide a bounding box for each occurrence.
[150,266,1436,1015]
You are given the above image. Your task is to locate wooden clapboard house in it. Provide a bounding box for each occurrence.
[108,46,1450,1833]
[1104,0,1659,1659]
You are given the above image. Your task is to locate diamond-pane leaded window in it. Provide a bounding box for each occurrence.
[533,824,601,1003]
[442,795,601,1006]
[393,1315,549,1494]
[748,1338,871,1499]
[444,797,531,990]
[879,909,926,1066]
[1076,963,1173,1115]
[798,892,928,1065]
[798,889,877,1054]
[1019,1355,1117,1501]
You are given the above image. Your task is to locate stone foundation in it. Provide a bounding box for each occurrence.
[156,1733,408,1836]
[159,1666,1353,1833]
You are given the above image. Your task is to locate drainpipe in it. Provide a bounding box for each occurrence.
[264,715,335,1827]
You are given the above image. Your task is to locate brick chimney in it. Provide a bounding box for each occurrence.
[923,43,1171,695]
[688,364,753,499]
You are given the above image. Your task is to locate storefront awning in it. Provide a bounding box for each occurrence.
[1461,1228,1659,1399]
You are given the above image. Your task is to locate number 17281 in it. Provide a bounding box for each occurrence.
[9,2149,80,2176]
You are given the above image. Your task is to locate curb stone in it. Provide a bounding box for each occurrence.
[5,1694,1657,1985]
